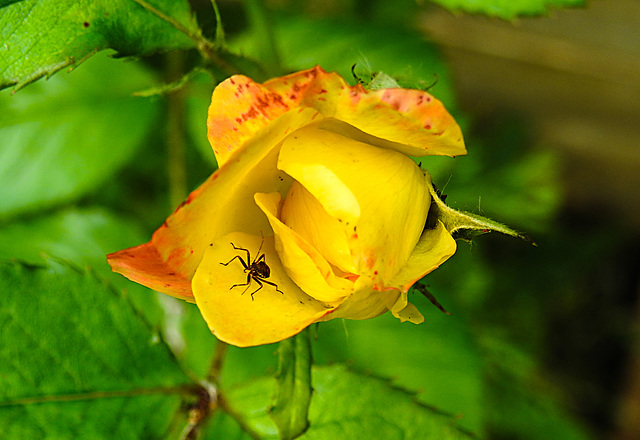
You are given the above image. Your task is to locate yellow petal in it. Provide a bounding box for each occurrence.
[192,232,332,347]
[108,108,319,298]
[318,277,399,321]
[278,125,430,284]
[254,192,354,303]
[281,181,356,274]
[390,291,425,324]
[290,68,466,157]
[208,67,465,169]
[332,88,466,157]
[388,220,457,293]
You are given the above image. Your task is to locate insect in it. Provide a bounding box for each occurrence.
[220,239,284,300]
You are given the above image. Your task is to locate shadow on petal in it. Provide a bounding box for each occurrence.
[388,220,457,293]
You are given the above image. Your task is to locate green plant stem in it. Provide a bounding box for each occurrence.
[210,0,226,47]
[244,0,282,76]
[206,340,228,384]
[270,327,313,439]
[132,0,237,76]
[166,51,188,209]
[177,341,230,440]
[203,341,260,439]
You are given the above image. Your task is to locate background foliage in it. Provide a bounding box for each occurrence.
[2,0,637,439]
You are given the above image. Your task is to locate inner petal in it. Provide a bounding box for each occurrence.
[255,192,354,303]
[281,181,357,274]
[278,125,430,284]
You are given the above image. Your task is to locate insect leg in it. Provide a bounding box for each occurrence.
[231,272,252,292]
[248,278,264,300]
[257,278,283,295]
[230,242,251,266]
[220,254,248,269]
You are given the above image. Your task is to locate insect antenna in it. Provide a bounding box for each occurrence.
[253,231,265,265]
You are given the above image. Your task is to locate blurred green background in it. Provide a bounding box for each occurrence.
[1,0,639,439]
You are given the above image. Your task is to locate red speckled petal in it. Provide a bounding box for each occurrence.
[208,67,331,167]
[208,66,465,168]
[333,87,466,157]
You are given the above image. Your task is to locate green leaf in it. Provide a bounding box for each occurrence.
[179,302,218,379]
[227,365,474,439]
[0,207,145,273]
[0,260,195,439]
[221,343,281,387]
[0,52,158,221]
[422,230,594,438]
[203,411,255,440]
[314,310,485,433]
[270,328,313,439]
[0,0,22,9]
[0,207,165,326]
[428,0,585,19]
[0,0,198,90]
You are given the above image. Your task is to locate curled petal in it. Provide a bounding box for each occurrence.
[192,232,332,347]
[108,109,320,298]
[318,277,399,321]
[208,66,465,168]
[332,88,465,157]
[388,220,457,293]
[255,192,354,303]
[390,292,425,324]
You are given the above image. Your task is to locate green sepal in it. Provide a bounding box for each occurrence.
[427,174,535,245]
[367,72,401,90]
[352,67,401,91]
[269,327,313,440]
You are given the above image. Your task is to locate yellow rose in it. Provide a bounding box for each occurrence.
[108,66,466,347]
